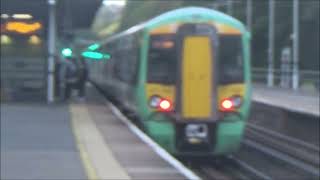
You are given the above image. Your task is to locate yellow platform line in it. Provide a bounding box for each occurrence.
[69,103,130,180]
[70,104,99,180]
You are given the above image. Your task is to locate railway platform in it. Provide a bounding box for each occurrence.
[0,84,197,180]
[1,103,86,179]
[252,83,319,116]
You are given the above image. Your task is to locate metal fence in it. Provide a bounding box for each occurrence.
[252,67,320,92]
[213,0,319,92]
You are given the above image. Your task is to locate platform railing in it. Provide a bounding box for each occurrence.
[252,67,320,93]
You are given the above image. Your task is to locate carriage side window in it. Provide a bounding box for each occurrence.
[105,43,115,78]
[114,42,122,81]
[100,44,112,77]
[117,35,137,83]
[127,34,140,84]
[148,35,176,84]
[219,35,244,84]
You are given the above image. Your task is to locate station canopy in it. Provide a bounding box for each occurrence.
[1,0,103,38]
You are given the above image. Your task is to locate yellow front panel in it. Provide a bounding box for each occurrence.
[182,36,212,118]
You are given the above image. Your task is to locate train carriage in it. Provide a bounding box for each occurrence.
[85,7,251,156]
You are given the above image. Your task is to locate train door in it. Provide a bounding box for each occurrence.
[176,24,218,121]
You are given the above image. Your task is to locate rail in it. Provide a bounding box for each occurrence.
[245,123,320,177]
[189,157,272,180]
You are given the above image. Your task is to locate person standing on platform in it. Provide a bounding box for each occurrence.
[76,57,88,100]
[280,46,291,88]
[59,56,79,101]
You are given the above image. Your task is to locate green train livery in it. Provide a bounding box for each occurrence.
[83,7,252,156]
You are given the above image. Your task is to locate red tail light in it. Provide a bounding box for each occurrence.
[220,96,242,112]
[159,99,171,111]
[221,99,233,110]
[149,95,173,112]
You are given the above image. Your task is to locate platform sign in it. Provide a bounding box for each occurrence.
[87,43,100,51]
[4,21,42,34]
[81,51,111,60]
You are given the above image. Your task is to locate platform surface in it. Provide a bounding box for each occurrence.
[0,103,86,180]
[1,85,190,180]
[80,85,188,179]
[252,84,319,116]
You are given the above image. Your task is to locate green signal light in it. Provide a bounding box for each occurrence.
[88,43,100,51]
[62,48,72,57]
[82,51,111,60]
[103,54,111,59]
[82,51,103,59]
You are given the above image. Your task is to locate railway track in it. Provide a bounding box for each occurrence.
[194,165,234,180]
[186,156,272,180]
[191,121,319,180]
[247,123,319,169]
[240,123,319,179]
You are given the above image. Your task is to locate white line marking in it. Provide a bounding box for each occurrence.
[107,102,201,180]
[70,104,130,180]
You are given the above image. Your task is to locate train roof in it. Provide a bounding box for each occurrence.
[145,7,247,33]
[95,7,249,47]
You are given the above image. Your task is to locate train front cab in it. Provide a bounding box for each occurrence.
[174,23,219,155]
[143,13,251,156]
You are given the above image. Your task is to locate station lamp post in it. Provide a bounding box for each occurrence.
[246,0,252,33]
[267,0,275,87]
[246,0,252,68]
[292,0,299,90]
[227,0,233,16]
[47,0,56,103]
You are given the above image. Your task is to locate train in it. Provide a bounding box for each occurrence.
[81,7,252,156]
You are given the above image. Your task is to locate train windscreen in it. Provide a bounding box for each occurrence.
[148,35,176,84]
[219,35,244,84]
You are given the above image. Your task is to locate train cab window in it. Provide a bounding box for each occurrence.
[148,35,176,84]
[219,35,244,84]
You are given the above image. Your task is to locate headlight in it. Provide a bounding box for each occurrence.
[149,95,172,112]
[232,96,242,107]
[220,96,242,111]
[149,95,162,108]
